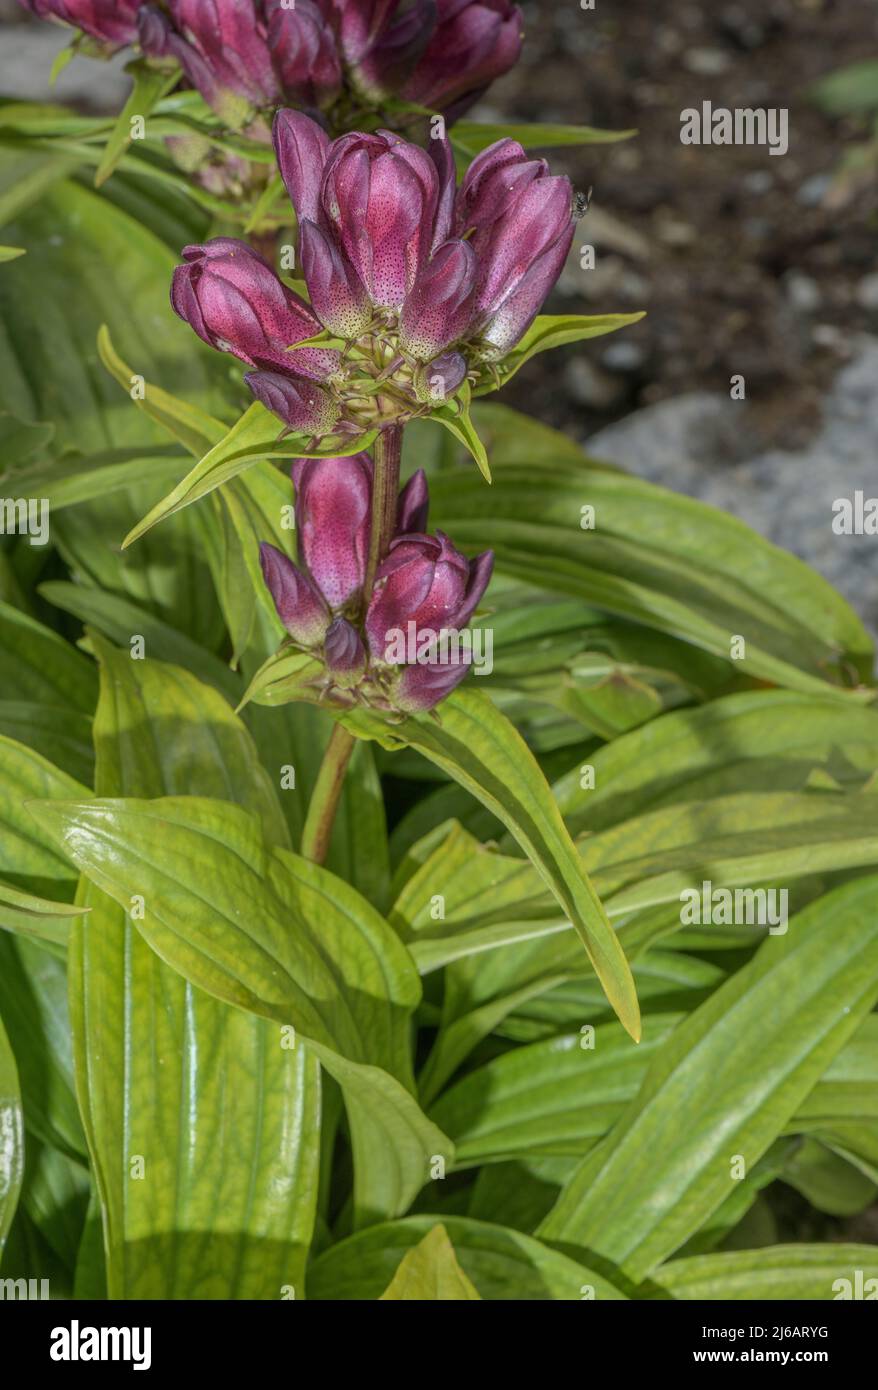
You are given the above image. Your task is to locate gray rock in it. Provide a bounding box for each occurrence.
[855,273,878,312]
[0,24,131,111]
[783,271,822,313]
[587,336,878,641]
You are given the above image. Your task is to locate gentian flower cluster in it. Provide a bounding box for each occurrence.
[20,0,522,131]
[171,112,576,439]
[259,457,493,712]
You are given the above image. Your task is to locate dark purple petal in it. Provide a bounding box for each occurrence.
[396,469,430,535]
[403,0,523,117]
[273,108,331,226]
[479,222,574,352]
[451,547,494,628]
[399,238,477,358]
[259,542,330,645]
[265,0,342,108]
[292,453,373,609]
[348,0,436,99]
[170,237,340,381]
[24,0,140,45]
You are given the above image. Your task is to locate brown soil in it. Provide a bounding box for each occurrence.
[487,0,878,448]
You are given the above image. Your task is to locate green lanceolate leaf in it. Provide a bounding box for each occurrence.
[0,933,85,1158]
[96,325,225,457]
[0,1015,23,1256]
[475,314,646,396]
[431,1016,682,1167]
[0,600,96,713]
[430,381,491,481]
[0,736,89,899]
[451,121,636,155]
[50,637,323,1297]
[123,401,378,547]
[94,63,181,189]
[308,1215,626,1301]
[0,879,87,949]
[553,688,878,836]
[38,794,448,1226]
[650,1245,878,1300]
[379,1224,482,1299]
[339,688,641,1041]
[428,447,874,690]
[538,877,878,1282]
[0,247,25,263]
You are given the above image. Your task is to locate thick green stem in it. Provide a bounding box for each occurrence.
[363,424,403,605]
[300,722,356,864]
[301,425,403,863]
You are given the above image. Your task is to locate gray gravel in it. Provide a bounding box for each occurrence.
[587,335,878,641]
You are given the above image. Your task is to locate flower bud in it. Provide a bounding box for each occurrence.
[323,617,367,687]
[399,238,477,359]
[265,0,342,109]
[245,372,340,435]
[347,0,435,101]
[273,108,331,227]
[259,542,330,645]
[170,237,339,381]
[292,453,373,609]
[412,352,467,403]
[20,0,140,46]
[456,140,575,351]
[365,531,493,662]
[321,130,440,308]
[403,0,524,122]
[394,654,472,711]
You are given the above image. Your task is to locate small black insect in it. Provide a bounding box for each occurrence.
[573,187,593,220]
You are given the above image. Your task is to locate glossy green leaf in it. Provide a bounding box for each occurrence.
[52,792,446,1225]
[452,121,636,154]
[340,688,640,1041]
[0,878,86,949]
[539,877,878,1280]
[309,1215,626,1300]
[39,581,240,701]
[781,1137,877,1216]
[123,401,377,547]
[429,451,873,690]
[0,600,96,712]
[432,1016,682,1166]
[431,383,491,481]
[0,931,84,1158]
[94,63,180,189]
[56,638,323,1297]
[476,314,646,395]
[650,1245,878,1300]
[554,689,878,836]
[0,735,89,898]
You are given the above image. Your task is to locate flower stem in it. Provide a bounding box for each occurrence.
[363,424,403,604]
[301,425,403,864]
[300,722,356,865]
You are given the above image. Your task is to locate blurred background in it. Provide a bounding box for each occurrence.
[2,0,877,629]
